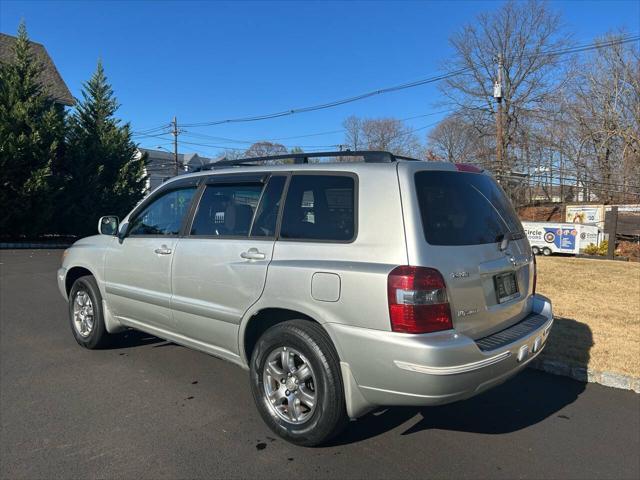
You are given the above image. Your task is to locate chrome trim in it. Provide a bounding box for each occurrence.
[394,350,512,376]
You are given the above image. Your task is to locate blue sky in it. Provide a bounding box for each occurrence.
[1,0,638,158]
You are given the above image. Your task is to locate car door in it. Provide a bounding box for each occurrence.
[104,178,199,333]
[170,173,286,354]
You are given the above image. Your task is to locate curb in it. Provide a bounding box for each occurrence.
[530,358,640,393]
[0,243,71,249]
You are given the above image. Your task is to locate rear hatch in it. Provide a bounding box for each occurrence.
[404,167,534,340]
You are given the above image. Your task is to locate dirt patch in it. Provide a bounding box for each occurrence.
[518,204,564,222]
[536,256,640,377]
[617,240,640,262]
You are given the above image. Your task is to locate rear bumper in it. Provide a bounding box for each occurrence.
[327,294,553,418]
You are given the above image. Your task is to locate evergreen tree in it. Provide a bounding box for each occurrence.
[63,61,146,236]
[0,22,65,237]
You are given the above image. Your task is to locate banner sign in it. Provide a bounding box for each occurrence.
[566,205,603,224]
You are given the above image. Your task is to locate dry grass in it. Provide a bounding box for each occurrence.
[536,256,640,377]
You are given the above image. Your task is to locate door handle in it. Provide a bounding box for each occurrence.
[154,245,172,255]
[240,248,266,260]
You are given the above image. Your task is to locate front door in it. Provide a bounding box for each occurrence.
[104,182,198,333]
[171,174,286,354]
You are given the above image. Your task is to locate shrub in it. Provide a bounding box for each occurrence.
[584,240,609,256]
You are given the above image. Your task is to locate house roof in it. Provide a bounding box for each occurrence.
[138,148,214,170]
[0,33,74,106]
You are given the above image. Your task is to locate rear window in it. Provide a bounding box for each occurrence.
[414,171,522,246]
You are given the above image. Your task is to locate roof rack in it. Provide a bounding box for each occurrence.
[196,150,420,171]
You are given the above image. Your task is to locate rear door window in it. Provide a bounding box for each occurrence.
[280,175,355,242]
[190,184,263,237]
[250,176,286,238]
[414,171,522,246]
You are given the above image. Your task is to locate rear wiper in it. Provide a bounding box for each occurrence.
[496,231,523,251]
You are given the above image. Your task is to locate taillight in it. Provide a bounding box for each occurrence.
[532,254,537,295]
[455,163,483,173]
[387,266,453,334]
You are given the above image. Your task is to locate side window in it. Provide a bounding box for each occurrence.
[280,175,355,241]
[190,183,263,237]
[128,187,196,236]
[250,176,286,238]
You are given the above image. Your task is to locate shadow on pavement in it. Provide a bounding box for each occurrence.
[332,317,593,446]
[539,316,594,373]
[107,329,164,349]
[332,369,587,445]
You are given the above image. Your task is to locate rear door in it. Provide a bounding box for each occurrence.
[401,166,533,340]
[170,174,286,354]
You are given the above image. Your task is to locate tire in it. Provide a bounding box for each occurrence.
[68,275,112,349]
[531,246,540,255]
[542,247,552,256]
[249,320,348,446]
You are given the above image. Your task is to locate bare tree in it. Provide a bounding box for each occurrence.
[442,0,571,176]
[427,114,480,163]
[343,116,363,151]
[214,149,245,161]
[342,117,422,157]
[559,34,640,203]
[244,141,288,158]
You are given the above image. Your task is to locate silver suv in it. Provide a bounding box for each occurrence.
[57,151,553,446]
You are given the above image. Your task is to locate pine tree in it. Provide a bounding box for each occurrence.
[0,22,65,237]
[63,61,146,236]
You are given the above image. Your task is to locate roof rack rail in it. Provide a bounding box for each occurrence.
[196,150,420,171]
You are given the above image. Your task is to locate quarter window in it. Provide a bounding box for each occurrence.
[280,175,355,241]
[128,187,197,236]
[190,184,263,237]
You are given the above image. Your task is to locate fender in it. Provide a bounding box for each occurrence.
[237,299,339,367]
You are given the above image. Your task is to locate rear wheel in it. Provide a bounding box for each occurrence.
[68,275,112,349]
[249,320,348,446]
[542,247,552,256]
[531,246,540,255]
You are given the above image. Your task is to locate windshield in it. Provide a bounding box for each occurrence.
[414,171,523,246]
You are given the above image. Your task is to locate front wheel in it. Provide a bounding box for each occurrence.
[68,275,112,349]
[249,320,348,446]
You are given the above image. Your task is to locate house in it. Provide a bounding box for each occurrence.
[0,33,74,106]
[137,148,214,191]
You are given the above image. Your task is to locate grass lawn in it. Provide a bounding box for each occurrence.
[536,256,640,377]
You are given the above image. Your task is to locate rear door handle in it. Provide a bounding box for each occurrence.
[154,245,172,255]
[240,248,266,260]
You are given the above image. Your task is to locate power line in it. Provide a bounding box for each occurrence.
[172,109,457,145]
[175,33,638,129]
[137,118,443,155]
[132,123,171,135]
[178,68,473,128]
[132,32,638,159]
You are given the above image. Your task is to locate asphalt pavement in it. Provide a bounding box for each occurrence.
[1,249,639,479]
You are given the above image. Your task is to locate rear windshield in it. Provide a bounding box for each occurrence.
[414,171,523,246]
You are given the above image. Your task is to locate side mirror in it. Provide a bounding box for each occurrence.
[98,216,119,236]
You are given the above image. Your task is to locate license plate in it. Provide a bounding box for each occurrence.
[494,272,519,303]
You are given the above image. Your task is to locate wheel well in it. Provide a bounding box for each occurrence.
[243,308,317,362]
[65,267,93,296]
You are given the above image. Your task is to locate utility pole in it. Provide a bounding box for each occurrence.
[493,53,504,183]
[605,206,618,260]
[171,116,179,176]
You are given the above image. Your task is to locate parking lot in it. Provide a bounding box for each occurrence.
[1,249,639,479]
